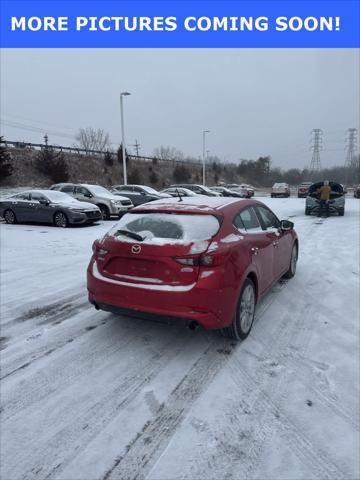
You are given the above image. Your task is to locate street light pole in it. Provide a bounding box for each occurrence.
[202,130,210,186]
[120,91,131,185]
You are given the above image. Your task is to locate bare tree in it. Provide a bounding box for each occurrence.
[153,145,184,161]
[75,127,111,154]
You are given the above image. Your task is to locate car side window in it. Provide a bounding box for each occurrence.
[30,193,47,202]
[256,206,280,230]
[76,186,90,196]
[13,193,30,200]
[233,213,245,230]
[238,207,261,231]
[132,187,142,194]
[61,185,74,194]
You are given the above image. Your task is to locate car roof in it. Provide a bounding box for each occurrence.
[14,189,65,196]
[132,195,257,215]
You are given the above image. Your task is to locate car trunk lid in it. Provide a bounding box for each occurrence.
[94,211,222,287]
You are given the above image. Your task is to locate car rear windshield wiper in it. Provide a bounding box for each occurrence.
[115,229,144,242]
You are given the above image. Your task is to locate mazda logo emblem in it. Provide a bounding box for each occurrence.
[131,244,141,254]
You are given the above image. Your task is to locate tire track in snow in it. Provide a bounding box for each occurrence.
[1,314,161,422]
[101,338,235,480]
[13,333,204,480]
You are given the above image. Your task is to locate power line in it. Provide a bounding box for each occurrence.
[0,119,75,140]
[309,129,323,171]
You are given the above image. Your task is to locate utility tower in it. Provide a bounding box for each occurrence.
[310,129,323,171]
[44,133,48,147]
[133,139,141,156]
[345,128,358,167]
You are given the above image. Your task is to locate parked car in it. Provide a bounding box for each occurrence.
[87,196,298,340]
[239,184,255,198]
[354,185,360,198]
[50,183,133,219]
[210,186,244,197]
[297,182,313,198]
[111,184,171,206]
[271,183,290,198]
[171,184,221,196]
[224,184,250,198]
[0,190,101,227]
[305,181,345,216]
[160,187,198,197]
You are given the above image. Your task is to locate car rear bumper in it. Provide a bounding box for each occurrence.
[87,259,233,329]
[306,204,343,215]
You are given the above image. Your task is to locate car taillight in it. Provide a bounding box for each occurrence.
[199,251,228,266]
[92,240,108,257]
[174,250,228,267]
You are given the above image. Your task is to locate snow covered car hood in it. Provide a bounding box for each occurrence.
[55,199,100,210]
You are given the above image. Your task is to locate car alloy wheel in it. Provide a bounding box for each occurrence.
[54,212,68,228]
[4,209,16,224]
[221,278,256,340]
[239,283,256,335]
[284,244,298,278]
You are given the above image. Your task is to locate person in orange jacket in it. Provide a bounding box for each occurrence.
[318,180,332,217]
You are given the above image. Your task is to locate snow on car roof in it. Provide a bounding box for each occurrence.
[133,195,246,212]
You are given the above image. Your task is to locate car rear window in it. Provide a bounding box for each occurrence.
[108,213,220,244]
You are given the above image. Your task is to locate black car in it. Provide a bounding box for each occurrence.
[305,182,345,216]
[354,185,360,198]
[0,190,101,227]
[111,185,171,206]
[209,186,244,197]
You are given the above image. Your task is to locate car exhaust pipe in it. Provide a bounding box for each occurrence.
[188,321,199,331]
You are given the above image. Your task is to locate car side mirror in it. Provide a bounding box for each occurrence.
[280,220,294,231]
[84,193,92,198]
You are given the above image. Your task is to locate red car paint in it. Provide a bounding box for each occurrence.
[87,197,297,330]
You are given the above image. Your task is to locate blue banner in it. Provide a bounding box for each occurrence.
[0,0,359,48]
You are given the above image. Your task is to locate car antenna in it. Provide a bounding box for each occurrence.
[175,188,183,202]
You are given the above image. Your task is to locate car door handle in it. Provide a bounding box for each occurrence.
[273,241,279,248]
[251,247,259,255]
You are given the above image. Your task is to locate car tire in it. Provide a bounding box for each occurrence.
[98,204,110,220]
[271,194,274,198]
[4,209,17,224]
[221,278,256,341]
[338,208,345,216]
[54,211,68,228]
[305,207,311,215]
[283,243,298,279]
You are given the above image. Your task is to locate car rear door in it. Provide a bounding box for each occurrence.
[235,206,275,294]
[8,193,31,221]
[255,205,292,278]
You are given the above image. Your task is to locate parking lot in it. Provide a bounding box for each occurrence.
[1,196,359,480]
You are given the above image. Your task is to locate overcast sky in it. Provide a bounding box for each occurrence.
[1,48,359,169]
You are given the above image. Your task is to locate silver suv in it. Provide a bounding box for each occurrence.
[50,183,133,219]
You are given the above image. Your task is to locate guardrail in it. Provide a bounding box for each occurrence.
[0,139,202,167]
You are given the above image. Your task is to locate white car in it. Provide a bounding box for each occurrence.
[271,183,290,198]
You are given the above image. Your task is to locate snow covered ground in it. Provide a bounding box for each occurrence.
[1,196,359,480]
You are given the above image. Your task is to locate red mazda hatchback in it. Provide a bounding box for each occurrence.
[87,197,298,340]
